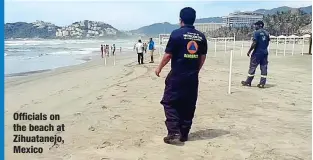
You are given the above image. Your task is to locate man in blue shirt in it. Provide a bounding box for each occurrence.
[242,21,270,88]
[155,7,207,145]
[148,38,155,63]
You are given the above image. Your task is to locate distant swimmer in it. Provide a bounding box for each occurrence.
[101,44,104,58]
[148,38,155,63]
[241,20,270,88]
[135,40,144,64]
[112,44,116,56]
[155,7,207,145]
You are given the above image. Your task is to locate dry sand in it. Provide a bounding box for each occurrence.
[5,45,312,160]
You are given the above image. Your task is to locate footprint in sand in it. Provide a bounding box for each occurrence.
[20,104,29,108]
[117,84,127,88]
[87,102,93,105]
[97,95,103,100]
[134,139,145,147]
[207,142,221,148]
[110,115,121,120]
[102,105,108,109]
[63,154,72,160]
[32,100,41,104]
[97,141,113,149]
[72,85,79,89]
[88,126,96,131]
[74,112,82,116]
[120,99,131,103]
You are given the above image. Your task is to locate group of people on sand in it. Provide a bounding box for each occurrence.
[101,44,121,58]
[134,38,155,64]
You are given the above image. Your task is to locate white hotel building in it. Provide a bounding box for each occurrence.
[222,12,264,27]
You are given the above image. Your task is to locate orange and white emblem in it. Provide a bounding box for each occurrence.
[186,41,198,54]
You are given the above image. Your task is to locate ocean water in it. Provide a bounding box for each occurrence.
[5,39,138,75]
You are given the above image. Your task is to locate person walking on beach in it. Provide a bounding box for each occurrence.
[241,21,270,88]
[155,7,207,144]
[148,38,155,63]
[112,44,116,56]
[135,40,144,64]
[101,44,104,58]
[120,47,122,52]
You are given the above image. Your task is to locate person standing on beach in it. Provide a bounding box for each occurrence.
[144,43,147,53]
[148,38,155,63]
[241,21,270,88]
[135,40,144,64]
[106,45,110,57]
[101,44,104,58]
[104,44,107,57]
[155,7,207,144]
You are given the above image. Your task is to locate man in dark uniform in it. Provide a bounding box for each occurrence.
[155,7,207,145]
[112,44,116,56]
[241,21,270,88]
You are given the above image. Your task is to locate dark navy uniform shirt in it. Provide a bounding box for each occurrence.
[253,28,270,55]
[165,25,208,77]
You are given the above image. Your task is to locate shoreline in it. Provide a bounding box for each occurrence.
[5,69,52,78]
[5,50,143,87]
[5,51,112,78]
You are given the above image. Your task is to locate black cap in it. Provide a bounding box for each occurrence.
[254,21,264,27]
[180,7,196,25]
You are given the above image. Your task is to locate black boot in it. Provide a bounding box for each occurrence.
[180,134,188,142]
[163,134,183,145]
[241,81,251,87]
[180,128,190,142]
[257,84,265,88]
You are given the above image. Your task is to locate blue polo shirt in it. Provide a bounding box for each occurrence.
[148,41,155,50]
[165,25,208,76]
[253,28,270,55]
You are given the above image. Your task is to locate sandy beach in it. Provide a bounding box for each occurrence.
[5,44,312,160]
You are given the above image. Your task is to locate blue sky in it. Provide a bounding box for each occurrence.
[4,0,312,30]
